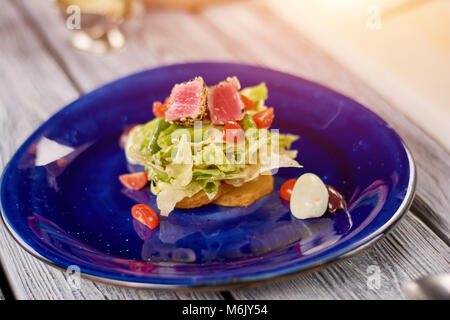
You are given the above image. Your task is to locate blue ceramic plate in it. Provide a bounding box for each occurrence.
[0,62,415,289]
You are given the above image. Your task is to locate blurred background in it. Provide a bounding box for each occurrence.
[265,0,450,151]
[2,0,450,150]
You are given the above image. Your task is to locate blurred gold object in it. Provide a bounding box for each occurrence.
[56,0,134,19]
[142,0,242,11]
[56,0,140,54]
[56,0,241,54]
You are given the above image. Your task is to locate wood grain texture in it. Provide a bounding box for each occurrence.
[231,213,450,300]
[0,0,447,300]
[0,0,221,300]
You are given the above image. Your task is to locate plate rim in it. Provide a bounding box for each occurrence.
[0,61,417,289]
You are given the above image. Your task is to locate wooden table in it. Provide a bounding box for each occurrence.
[0,0,448,300]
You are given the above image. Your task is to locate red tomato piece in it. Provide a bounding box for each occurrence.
[128,260,156,274]
[279,178,297,201]
[152,97,169,118]
[223,121,245,143]
[56,158,68,167]
[252,107,274,129]
[131,204,159,230]
[240,94,255,110]
[28,144,37,154]
[119,172,148,190]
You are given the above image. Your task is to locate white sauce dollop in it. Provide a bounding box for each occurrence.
[290,173,329,219]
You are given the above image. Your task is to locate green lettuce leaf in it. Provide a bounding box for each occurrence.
[199,179,220,195]
[241,82,268,106]
[278,133,299,149]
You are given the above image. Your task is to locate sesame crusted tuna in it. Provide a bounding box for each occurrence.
[207,77,245,125]
[165,77,207,127]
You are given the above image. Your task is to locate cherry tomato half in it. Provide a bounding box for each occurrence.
[240,94,255,110]
[152,97,169,118]
[28,144,37,154]
[252,107,274,129]
[119,172,148,190]
[131,204,159,230]
[279,178,297,201]
[128,260,157,274]
[223,121,245,143]
[56,158,68,167]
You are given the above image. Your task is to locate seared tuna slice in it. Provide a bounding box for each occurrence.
[165,77,207,126]
[208,77,245,125]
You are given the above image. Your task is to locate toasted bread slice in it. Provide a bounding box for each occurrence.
[213,174,273,207]
[174,174,274,209]
[175,183,226,209]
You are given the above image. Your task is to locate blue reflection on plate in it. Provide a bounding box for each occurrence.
[0,62,415,288]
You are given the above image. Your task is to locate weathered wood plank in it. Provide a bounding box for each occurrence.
[199,1,450,242]
[0,0,222,300]
[231,213,450,300]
